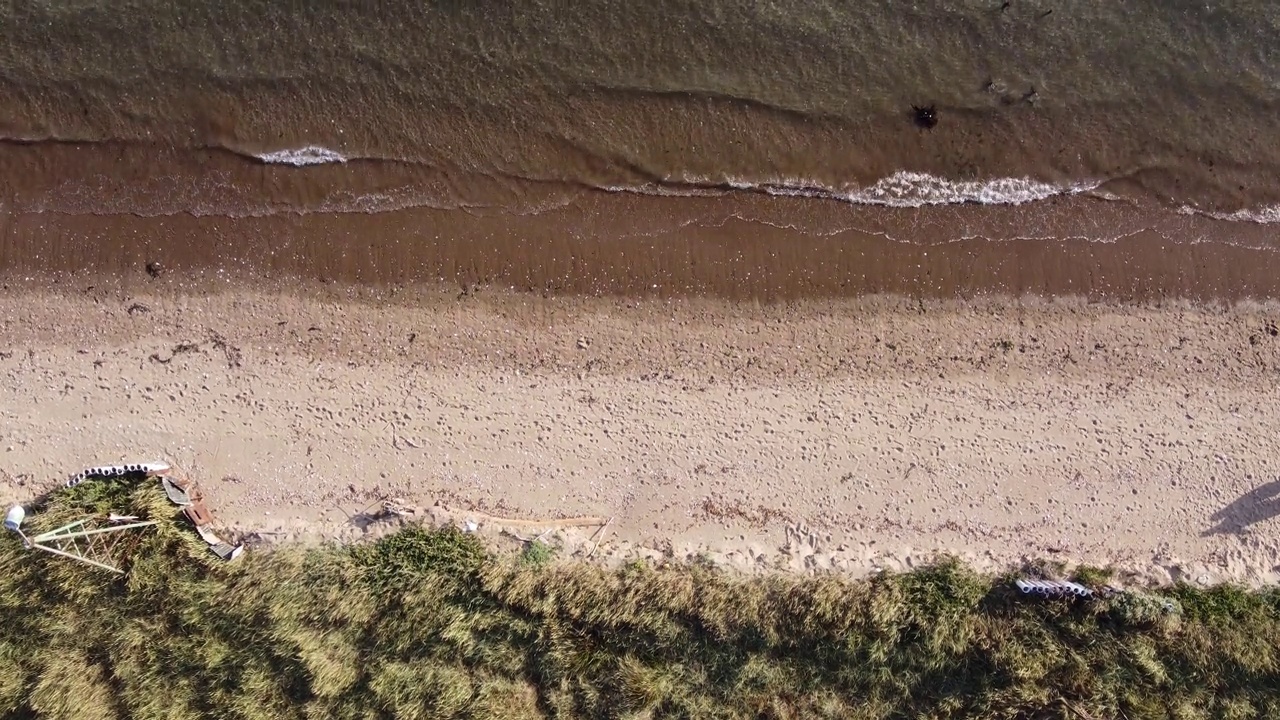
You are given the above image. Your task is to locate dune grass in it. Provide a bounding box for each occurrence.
[1,480,1278,719]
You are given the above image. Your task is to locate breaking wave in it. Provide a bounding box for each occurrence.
[747,172,1100,207]
[616,171,1104,208]
[1179,204,1280,224]
[255,146,348,166]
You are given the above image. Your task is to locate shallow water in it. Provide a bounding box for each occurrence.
[1,1,1279,296]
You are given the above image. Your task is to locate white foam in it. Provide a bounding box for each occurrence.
[1180,204,1280,224]
[256,146,348,166]
[838,173,1090,206]
[638,170,1099,207]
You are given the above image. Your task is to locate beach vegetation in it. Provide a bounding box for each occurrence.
[520,539,556,568]
[0,480,1277,718]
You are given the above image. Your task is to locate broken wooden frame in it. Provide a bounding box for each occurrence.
[160,474,245,562]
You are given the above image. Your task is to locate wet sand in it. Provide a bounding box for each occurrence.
[4,188,1280,302]
[2,277,1278,585]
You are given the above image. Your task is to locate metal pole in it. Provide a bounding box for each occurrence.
[29,543,126,574]
[31,520,160,544]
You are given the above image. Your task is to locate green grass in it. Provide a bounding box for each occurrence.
[1,480,1278,719]
[519,539,556,568]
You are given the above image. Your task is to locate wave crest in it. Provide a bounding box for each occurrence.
[1180,204,1280,224]
[255,146,348,166]
[629,171,1101,207]
[769,171,1098,207]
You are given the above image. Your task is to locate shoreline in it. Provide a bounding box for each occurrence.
[4,195,1280,302]
[2,279,1278,587]
[2,142,1280,304]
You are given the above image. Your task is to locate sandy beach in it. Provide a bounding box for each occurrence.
[5,5,1280,717]
[2,276,1278,585]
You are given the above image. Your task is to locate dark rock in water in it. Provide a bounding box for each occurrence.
[912,104,938,129]
[145,261,163,279]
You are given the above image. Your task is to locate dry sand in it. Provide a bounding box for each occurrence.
[2,277,1279,586]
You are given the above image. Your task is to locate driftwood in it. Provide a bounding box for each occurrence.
[586,516,614,558]
[433,502,606,531]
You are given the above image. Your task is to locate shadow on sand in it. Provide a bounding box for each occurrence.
[1205,480,1280,535]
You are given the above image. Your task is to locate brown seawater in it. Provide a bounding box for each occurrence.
[2,0,1279,298]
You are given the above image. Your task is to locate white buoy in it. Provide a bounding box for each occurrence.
[4,505,24,532]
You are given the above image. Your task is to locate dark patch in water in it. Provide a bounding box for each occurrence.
[912,104,938,130]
